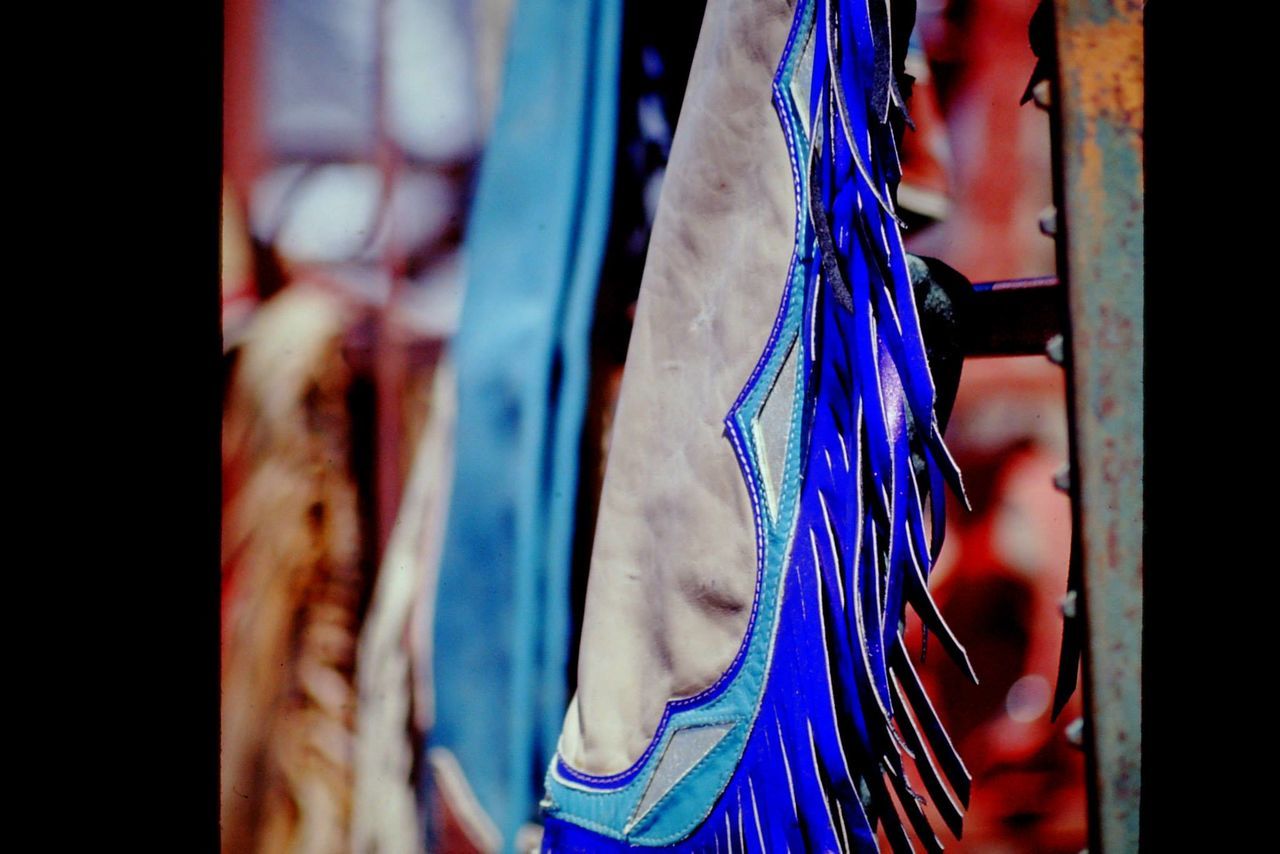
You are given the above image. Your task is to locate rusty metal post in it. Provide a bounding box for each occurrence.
[1049,1,1144,850]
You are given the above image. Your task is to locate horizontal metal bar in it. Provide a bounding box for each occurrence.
[962,275,1062,357]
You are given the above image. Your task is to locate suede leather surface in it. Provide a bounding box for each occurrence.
[561,0,798,776]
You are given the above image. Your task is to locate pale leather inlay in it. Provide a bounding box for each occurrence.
[754,335,797,517]
[788,20,815,136]
[630,723,734,824]
[559,0,798,775]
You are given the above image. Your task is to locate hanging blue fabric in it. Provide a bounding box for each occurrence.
[429,0,621,850]
[541,1,973,850]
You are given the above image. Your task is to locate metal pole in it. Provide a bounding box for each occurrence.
[1049,1,1144,849]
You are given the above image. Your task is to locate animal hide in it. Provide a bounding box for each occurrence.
[221,285,364,854]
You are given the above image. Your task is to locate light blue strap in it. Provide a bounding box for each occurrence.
[430,0,621,850]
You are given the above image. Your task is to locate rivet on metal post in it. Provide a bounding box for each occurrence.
[1053,463,1070,493]
[1045,332,1064,366]
[1032,78,1052,110]
[1066,717,1085,750]
[1039,205,1058,237]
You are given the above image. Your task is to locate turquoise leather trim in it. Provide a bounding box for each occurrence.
[542,2,817,842]
[544,264,806,845]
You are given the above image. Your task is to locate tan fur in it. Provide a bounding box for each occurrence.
[221,285,362,854]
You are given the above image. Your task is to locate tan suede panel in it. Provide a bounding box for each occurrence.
[560,0,798,774]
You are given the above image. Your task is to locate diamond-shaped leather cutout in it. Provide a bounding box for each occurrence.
[753,336,798,519]
[789,21,816,137]
[629,723,735,828]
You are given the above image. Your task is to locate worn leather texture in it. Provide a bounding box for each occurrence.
[561,0,798,776]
